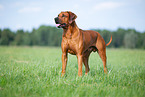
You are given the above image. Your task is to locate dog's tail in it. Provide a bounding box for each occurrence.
[106,35,112,46]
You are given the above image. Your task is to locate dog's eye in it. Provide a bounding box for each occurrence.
[62,14,66,17]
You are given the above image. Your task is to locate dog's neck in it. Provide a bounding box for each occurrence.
[63,21,80,39]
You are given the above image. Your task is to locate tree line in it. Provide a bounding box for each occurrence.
[0,25,145,49]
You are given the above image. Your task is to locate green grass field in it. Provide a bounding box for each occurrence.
[0,46,144,97]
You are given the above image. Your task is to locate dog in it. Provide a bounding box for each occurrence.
[54,11,112,76]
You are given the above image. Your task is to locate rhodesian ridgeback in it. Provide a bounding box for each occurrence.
[54,11,112,76]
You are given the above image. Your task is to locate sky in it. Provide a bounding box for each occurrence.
[0,0,145,32]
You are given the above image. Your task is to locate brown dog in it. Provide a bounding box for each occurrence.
[54,11,112,76]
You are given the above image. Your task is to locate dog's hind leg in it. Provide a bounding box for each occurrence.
[96,37,108,74]
[97,49,107,73]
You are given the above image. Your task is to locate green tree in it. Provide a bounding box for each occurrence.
[0,25,144,48]
[0,29,1,38]
[0,28,14,45]
[124,31,138,49]
[34,25,50,45]
[23,31,31,45]
[111,28,126,48]
[47,26,62,46]
[32,25,62,46]
[14,29,24,45]
[136,32,145,49]
[141,32,145,49]
[30,28,38,45]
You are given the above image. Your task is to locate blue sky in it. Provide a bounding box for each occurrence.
[0,0,145,32]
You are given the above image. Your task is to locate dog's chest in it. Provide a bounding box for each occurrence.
[68,39,78,54]
[62,29,83,55]
[63,38,80,55]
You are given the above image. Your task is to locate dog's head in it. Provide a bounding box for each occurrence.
[54,11,77,28]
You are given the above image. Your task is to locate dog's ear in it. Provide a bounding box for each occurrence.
[67,11,77,24]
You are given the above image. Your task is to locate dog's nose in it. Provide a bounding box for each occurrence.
[54,17,59,24]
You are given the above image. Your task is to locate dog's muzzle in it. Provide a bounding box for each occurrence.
[54,17,59,24]
[54,17,67,28]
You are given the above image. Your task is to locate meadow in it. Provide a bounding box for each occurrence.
[0,46,144,97]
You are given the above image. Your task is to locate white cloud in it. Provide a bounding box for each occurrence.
[94,2,124,11]
[0,4,3,10]
[18,7,42,13]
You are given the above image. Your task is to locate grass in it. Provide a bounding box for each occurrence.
[0,46,145,97]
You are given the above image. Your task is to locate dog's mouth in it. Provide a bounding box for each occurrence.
[54,17,67,28]
[56,23,67,28]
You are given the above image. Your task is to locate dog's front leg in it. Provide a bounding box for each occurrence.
[61,52,67,77]
[77,54,83,76]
